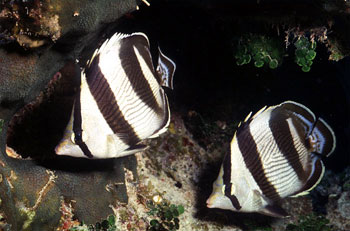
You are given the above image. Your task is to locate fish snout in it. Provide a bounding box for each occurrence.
[206,198,213,208]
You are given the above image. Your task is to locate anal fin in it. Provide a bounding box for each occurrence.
[126,144,147,152]
[252,190,263,210]
[253,190,288,218]
[118,144,148,156]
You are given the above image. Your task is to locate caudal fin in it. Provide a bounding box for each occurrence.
[308,118,336,157]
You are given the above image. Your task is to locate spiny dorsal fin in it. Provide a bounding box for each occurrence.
[244,111,253,122]
[232,106,266,144]
[87,32,150,68]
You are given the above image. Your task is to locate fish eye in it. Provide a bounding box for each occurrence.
[70,132,88,144]
[71,132,88,144]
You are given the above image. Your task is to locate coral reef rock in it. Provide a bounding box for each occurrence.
[0,0,140,229]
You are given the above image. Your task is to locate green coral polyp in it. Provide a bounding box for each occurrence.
[69,214,117,231]
[269,59,278,69]
[147,200,184,231]
[254,60,264,68]
[234,34,283,69]
[294,36,317,72]
[235,34,320,72]
[306,50,316,60]
[286,213,332,231]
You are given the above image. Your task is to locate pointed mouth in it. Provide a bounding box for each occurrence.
[206,198,214,208]
[54,142,65,155]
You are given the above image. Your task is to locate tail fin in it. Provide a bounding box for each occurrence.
[156,47,176,89]
[308,118,336,157]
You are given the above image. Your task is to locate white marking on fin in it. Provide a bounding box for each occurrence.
[244,111,252,122]
[141,0,150,6]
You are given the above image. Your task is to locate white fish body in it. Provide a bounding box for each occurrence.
[55,32,176,159]
[207,101,336,217]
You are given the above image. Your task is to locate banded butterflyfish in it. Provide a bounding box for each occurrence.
[206,101,336,218]
[55,32,176,159]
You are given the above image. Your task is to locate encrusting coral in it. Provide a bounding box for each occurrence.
[0,0,140,229]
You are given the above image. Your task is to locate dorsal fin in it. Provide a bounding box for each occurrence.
[278,101,336,157]
[244,111,253,122]
[233,106,267,142]
[252,105,267,119]
[280,101,316,137]
[156,47,176,89]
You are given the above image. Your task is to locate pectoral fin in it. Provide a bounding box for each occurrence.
[119,144,148,156]
[260,204,289,218]
[252,190,263,210]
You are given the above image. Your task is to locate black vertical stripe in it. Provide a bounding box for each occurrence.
[119,36,162,114]
[73,87,94,158]
[236,122,281,201]
[84,55,140,145]
[269,110,308,182]
[222,148,242,210]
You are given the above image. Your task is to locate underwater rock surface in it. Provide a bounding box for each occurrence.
[0,0,139,229]
[0,0,138,116]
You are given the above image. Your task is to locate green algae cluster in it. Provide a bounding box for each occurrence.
[147,201,185,231]
[286,213,333,231]
[69,214,117,231]
[235,35,284,69]
[234,34,321,72]
[294,37,317,72]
